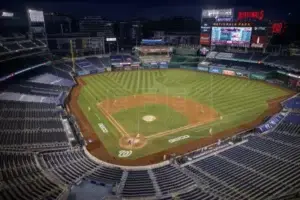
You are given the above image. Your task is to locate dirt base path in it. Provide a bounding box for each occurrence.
[97,94,219,140]
[98,94,219,124]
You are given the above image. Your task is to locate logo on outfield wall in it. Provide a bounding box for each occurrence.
[168,135,190,143]
[118,150,132,157]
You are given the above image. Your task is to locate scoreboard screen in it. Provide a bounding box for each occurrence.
[211,27,252,47]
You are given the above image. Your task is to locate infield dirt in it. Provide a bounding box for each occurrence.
[97,94,219,138]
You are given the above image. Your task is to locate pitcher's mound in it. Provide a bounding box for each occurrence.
[119,135,147,149]
[142,115,156,122]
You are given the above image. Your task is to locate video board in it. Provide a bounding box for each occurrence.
[211,27,252,47]
[251,26,268,48]
[251,35,267,48]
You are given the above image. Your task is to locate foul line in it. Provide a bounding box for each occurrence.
[98,103,129,137]
[146,116,219,139]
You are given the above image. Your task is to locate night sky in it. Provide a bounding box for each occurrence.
[1,0,299,21]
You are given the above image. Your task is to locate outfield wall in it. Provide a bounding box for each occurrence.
[74,62,300,91]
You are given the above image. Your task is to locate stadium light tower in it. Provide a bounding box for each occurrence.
[27,8,48,47]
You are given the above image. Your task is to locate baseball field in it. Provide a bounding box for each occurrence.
[68,69,294,165]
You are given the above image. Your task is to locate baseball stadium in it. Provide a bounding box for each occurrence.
[0,7,300,200]
[69,68,293,162]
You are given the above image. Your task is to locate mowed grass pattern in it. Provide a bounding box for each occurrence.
[78,69,290,159]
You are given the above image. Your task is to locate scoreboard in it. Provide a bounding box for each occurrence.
[211,27,252,47]
[200,8,270,49]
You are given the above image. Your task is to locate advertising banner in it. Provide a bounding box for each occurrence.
[124,66,132,71]
[180,66,197,71]
[236,71,249,78]
[223,70,236,76]
[143,62,159,69]
[200,33,211,45]
[257,114,283,132]
[140,46,170,53]
[251,35,266,48]
[141,39,165,45]
[131,62,140,68]
[159,62,168,69]
[151,62,158,68]
[237,10,264,21]
[250,73,266,80]
[202,9,233,19]
[209,67,223,74]
[272,22,284,34]
[197,66,209,72]
[201,23,211,33]
[216,17,232,22]
[110,55,122,65]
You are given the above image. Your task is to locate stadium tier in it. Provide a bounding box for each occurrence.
[1,33,300,200]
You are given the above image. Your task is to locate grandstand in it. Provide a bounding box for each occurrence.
[133,39,172,68]
[1,8,300,200]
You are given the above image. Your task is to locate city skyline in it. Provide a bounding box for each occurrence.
[1,0,299,21]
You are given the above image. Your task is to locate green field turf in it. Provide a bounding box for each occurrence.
[113,104,188,136]
[77,69,291,159]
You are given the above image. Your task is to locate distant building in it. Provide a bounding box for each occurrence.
[153,31,200,46]
[44,12,75,34]
[79,16,117,53]
[47,32,106,57]
[79,16,114,38]
[118,21,143,47]
[131,21,143,45]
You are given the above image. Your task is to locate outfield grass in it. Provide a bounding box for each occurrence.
[77,69,291,159]
[113,104,188,136]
